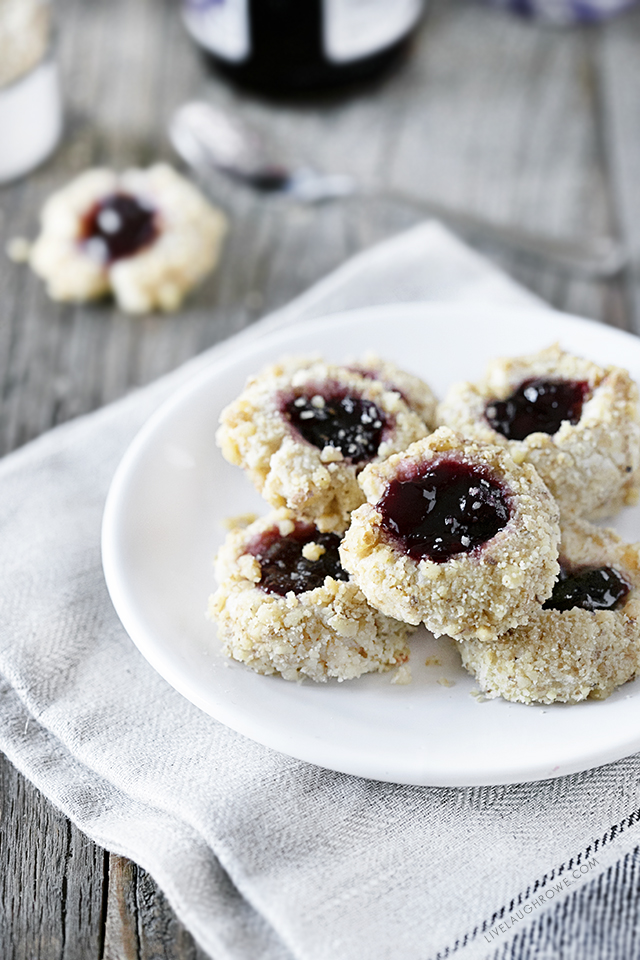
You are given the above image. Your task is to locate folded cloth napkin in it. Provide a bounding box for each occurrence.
[2,221,640,960]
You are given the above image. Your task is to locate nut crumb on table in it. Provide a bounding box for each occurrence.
[391,664,412,685]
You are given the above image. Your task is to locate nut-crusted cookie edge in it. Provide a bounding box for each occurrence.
[438,343,640,520]
[340,427,560,640]
[210,509,414,683]
[458,520,640,704]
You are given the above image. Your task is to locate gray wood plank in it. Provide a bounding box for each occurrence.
[103,857,140,960]
[0,751,106,960]
[103,857,209,960]
[135,866,210,960]
[598,6,640,334]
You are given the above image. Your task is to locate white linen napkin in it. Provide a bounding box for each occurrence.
[2,221,640,960]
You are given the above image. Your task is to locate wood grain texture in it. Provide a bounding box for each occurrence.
[598,9,640,334]
[0,752,107,960]
[1,0,639,957]
[102,857,209,960]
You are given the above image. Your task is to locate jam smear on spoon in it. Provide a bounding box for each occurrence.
[378,459,510,563]
[285,391,386,464]
[543,565,630,612]
[486,377,590,442]
[81,192,159,264]
[246,524,348,596]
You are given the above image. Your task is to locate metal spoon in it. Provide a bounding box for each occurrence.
[170,101,627,279]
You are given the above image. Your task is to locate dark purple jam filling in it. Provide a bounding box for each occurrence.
[81,193,158,264]
[378,459,510,563]
[543,565,630,612]
[246,524,348,596]
[285,391,386,464]
[486,377,590,442]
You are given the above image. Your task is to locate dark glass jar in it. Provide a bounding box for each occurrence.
[182,0,425,94]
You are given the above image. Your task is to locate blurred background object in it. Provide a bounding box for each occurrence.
[0,0,62,183]
[486,0,638,24]
[170,100,626,277]
[181,0,426,92]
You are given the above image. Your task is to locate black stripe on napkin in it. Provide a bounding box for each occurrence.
[431,806,640,960]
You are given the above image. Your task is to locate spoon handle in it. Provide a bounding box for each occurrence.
[169,102,625,279]
[287,172,626,278]
[283,169,626,278]
[363,188,627,280]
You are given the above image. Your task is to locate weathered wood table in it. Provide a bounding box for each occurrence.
[1,0,639,955]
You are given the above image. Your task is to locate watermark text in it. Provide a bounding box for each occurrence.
[483,858,599,944]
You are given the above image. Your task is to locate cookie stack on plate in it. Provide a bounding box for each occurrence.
[211,346,640,704]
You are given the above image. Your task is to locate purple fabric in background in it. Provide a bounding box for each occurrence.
[486,0,638,23]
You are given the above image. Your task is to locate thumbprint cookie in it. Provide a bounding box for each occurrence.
[339,427,560,641]
[216,357,429,532]
[438,344,640,519]
[210,510,413,682]
[459,520,640,703]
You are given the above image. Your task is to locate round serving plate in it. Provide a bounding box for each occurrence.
[102,302,640,786]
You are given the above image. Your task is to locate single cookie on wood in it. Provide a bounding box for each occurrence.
[210,509,413,683]
[29,164,227,313]
[438,343,640,520]
[216,357,430,532]
[459,520,640,704]
[339,427,560,641]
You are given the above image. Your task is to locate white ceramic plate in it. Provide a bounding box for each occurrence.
[102,303,640,786]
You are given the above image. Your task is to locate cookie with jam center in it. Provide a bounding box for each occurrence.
[216,357,430,533]
[438,343,640,520]
[29,164,227,313]
[339,427,560,641]
[210,509,413,682]
[459,520,640,704]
